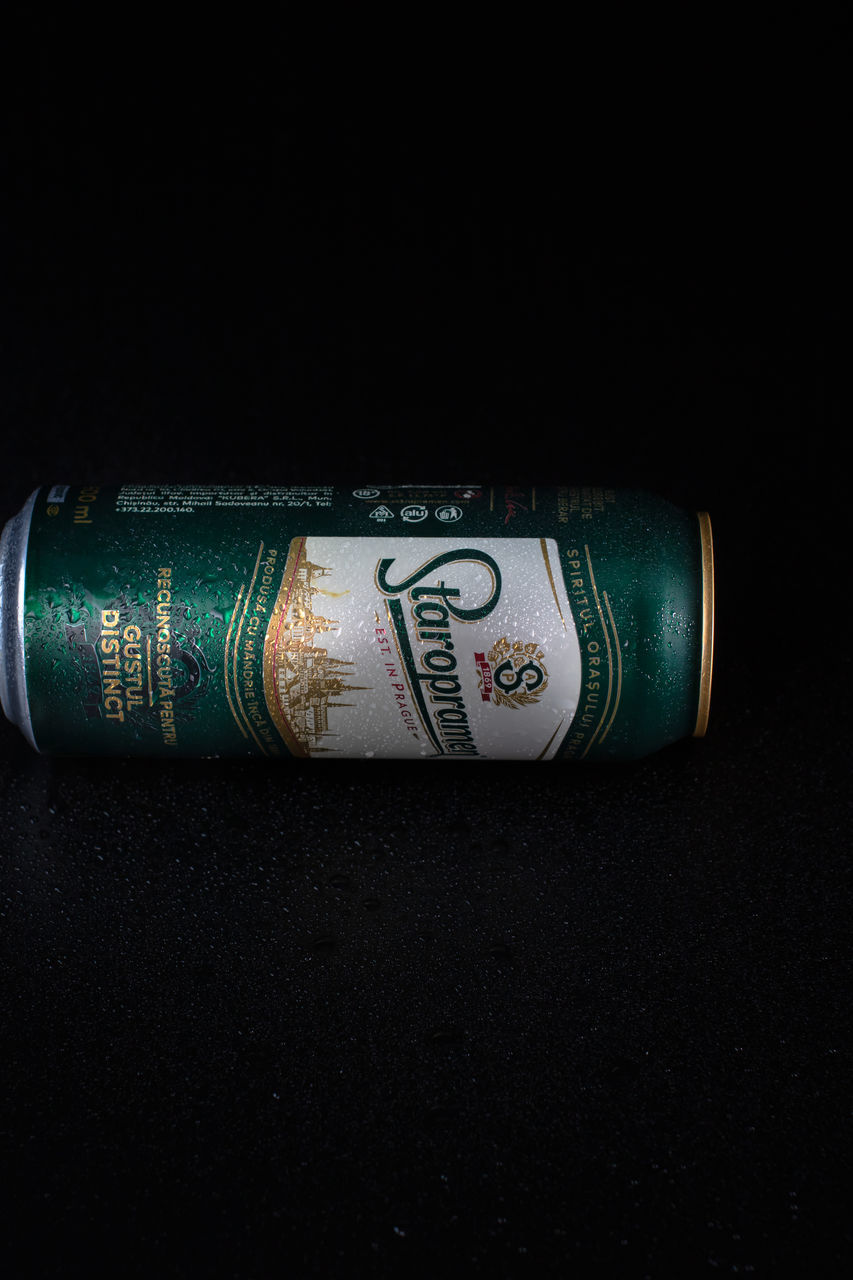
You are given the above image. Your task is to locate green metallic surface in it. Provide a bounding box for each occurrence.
[19,484,706,759]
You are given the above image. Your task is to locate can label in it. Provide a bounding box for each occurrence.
[258,536,580,759]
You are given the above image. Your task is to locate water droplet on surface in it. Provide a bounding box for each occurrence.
[430,1026,462,1044]
[487,942,514,961]
[309,934,336,953]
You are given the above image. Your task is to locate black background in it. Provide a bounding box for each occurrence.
[1,39,850,1278]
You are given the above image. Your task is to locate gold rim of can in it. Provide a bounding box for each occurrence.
[693,511,715,737]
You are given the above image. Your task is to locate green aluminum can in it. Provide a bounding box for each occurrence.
[0,484,714,760]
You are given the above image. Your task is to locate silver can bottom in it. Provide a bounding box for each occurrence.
[0,489,39,751]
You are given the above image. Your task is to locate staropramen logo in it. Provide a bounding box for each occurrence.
[375,547,502,756]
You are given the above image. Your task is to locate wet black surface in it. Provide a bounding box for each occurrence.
[1,54,849,1277]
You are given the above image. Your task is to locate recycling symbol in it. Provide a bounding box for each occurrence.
[369,505,395,522]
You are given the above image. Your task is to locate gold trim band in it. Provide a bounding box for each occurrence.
[580,544,618,758]
[693,511,715,738]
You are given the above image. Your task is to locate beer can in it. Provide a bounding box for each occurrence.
[0,484,714,761]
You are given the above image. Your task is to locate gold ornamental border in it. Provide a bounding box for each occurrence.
[693,511,715,738]
[580,545,622,758]
[262,538,310,757]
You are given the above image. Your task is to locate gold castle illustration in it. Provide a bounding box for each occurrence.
[271,553,369,753]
